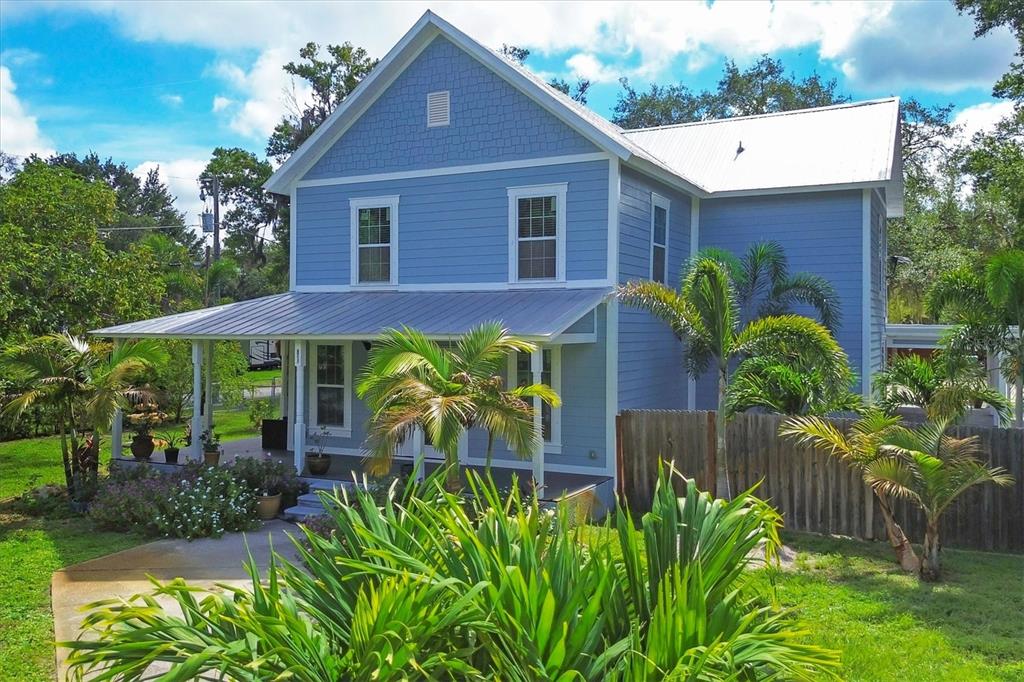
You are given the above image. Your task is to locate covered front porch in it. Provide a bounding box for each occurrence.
[93,288,615,505]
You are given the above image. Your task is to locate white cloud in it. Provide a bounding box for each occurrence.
[133,158,208,228]
[159,93,183,107]
[212,95,233,112]
[566,53,620,84]
[952,100,1016,142]
[0,65,55,158]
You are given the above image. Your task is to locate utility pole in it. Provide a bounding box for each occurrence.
[200,175,221,261]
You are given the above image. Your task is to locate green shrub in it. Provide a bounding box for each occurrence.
[67,468,839,679]
[224,455,307,507]
[247,398,274,430]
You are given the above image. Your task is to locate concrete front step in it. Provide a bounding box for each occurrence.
[282,478,356,521]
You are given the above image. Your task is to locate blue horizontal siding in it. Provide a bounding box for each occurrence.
[870,189,886,381]
[294,161,608,286]
[617,167,692,410]
[693,190,866,408]
[303,36,597,180]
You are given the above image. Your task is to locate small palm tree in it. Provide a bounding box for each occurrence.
[356,323,559,490]
[780,410,921,572]
[927,249,1024,426]
[620,251,848,498]
[873,420,1013,581]
[725,356,861,418]
[873,352,1011,424]
[1,333,167,503]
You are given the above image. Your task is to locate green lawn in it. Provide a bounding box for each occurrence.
[246,367,282,388]
[770,533,1024,681]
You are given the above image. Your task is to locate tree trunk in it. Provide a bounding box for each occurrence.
[876,493,921,573]
[57,416,73,491]
[484,430,495,478]
[715,366,730,499]
[920,519,941,582]
[444,451,462,493]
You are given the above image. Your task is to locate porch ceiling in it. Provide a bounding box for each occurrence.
[90,288,611,340]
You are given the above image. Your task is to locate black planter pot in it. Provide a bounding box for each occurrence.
[130,435,155,460]
[164,447,180,464]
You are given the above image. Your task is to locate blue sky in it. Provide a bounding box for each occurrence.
[1,1,1017,222]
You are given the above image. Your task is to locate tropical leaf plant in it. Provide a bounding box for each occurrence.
[356,322,559,490]
[619,246,849,498]
[63,468,840,680]
[725,356,862,417]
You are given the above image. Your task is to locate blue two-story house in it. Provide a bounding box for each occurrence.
[95,11,902,498]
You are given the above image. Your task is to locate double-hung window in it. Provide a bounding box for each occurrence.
[508,184,567,283]
[510,348,561,452]
[310,343,352,437]
[651,194,669,284]
[350,196,399,285]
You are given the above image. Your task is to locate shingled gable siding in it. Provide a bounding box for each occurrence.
[302,36,598,181]
[617,166,691,410]
[293,160,607,286]
[465,303,609,472]
[691,190,866,409]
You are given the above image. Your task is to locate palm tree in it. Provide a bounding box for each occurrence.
[780,410,921,572]
[873,352,1011,424]
[874,420,1013,580]
[927,249,1024,427]
[356,323,559,491]
[1,333,167,503]
[619,250,848,498]
[724,356,861,418]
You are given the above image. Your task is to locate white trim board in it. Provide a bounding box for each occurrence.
[687,198,699,410]
[293,279,612,293]
[295,153,611,188]
[861,188,872,400]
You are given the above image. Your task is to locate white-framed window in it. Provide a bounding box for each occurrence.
[309,343,353,437]
[426,90,450,127]
[349,196,399,286]
[650,193,670,284]
[508,347,562,453]
[507,183,567,283]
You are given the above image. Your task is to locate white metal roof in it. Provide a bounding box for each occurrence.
[622,98,903,214]
[90,288,610,341]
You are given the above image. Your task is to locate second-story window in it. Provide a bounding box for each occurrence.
[350,196,399,286]
[507,184,567,283]
[651,194,669,284]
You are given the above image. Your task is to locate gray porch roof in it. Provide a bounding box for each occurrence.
[90,288,610,340]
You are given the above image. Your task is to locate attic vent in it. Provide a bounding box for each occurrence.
[426,90,450,127]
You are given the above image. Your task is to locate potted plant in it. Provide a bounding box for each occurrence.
[157,431,182,464]
[256,473,284,520]
[126,403,165,460]
[201,429,221,466]
[306,425,331,476]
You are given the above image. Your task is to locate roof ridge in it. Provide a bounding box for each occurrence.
[621,97,901,134]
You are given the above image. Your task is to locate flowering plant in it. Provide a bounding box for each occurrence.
[226,455,306,504]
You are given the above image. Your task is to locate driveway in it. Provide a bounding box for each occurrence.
[51,521,301,680]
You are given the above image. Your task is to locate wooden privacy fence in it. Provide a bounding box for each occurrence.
[617,410,1024,552]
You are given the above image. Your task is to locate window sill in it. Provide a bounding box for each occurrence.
[310,426,352,439]
[349,282,398,290]
[508,279,567,289]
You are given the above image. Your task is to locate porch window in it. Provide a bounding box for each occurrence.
[511,348,561,451]
[507,184,566,283]
[350,196,399,285]
[310,343,351,436]
[651,194,669,284]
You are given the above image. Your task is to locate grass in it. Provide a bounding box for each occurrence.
[246,367,281,387]
[769,532,1024,681]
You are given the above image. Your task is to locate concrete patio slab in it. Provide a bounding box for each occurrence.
[51,521,301,680]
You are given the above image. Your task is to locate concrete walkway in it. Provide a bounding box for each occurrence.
[51,521,301,680]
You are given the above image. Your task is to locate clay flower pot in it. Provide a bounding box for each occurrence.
[130,434,155,460]
[256,493,282,520]
[203,448,221,467]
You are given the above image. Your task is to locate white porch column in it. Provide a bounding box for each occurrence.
[293,340,307,474]
[279,341,290,419]
[191,341,203,460]
[111,339,124,460]
[204,340,215,432]
[531,346,545,491]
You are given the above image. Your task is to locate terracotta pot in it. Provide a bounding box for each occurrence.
[164,447,180,464]
[130,434,155,460]
[256,493,282,520]
[203,448,221,467]
[307,454,331,476]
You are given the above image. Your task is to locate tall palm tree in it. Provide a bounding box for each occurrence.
[619,251,848,498]
[873,352,1011,424]
[927,249,1024,427]
[780,410,921,573]
[356,323,559,491]
[874,420,1013,581]
[1,333,167,503]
